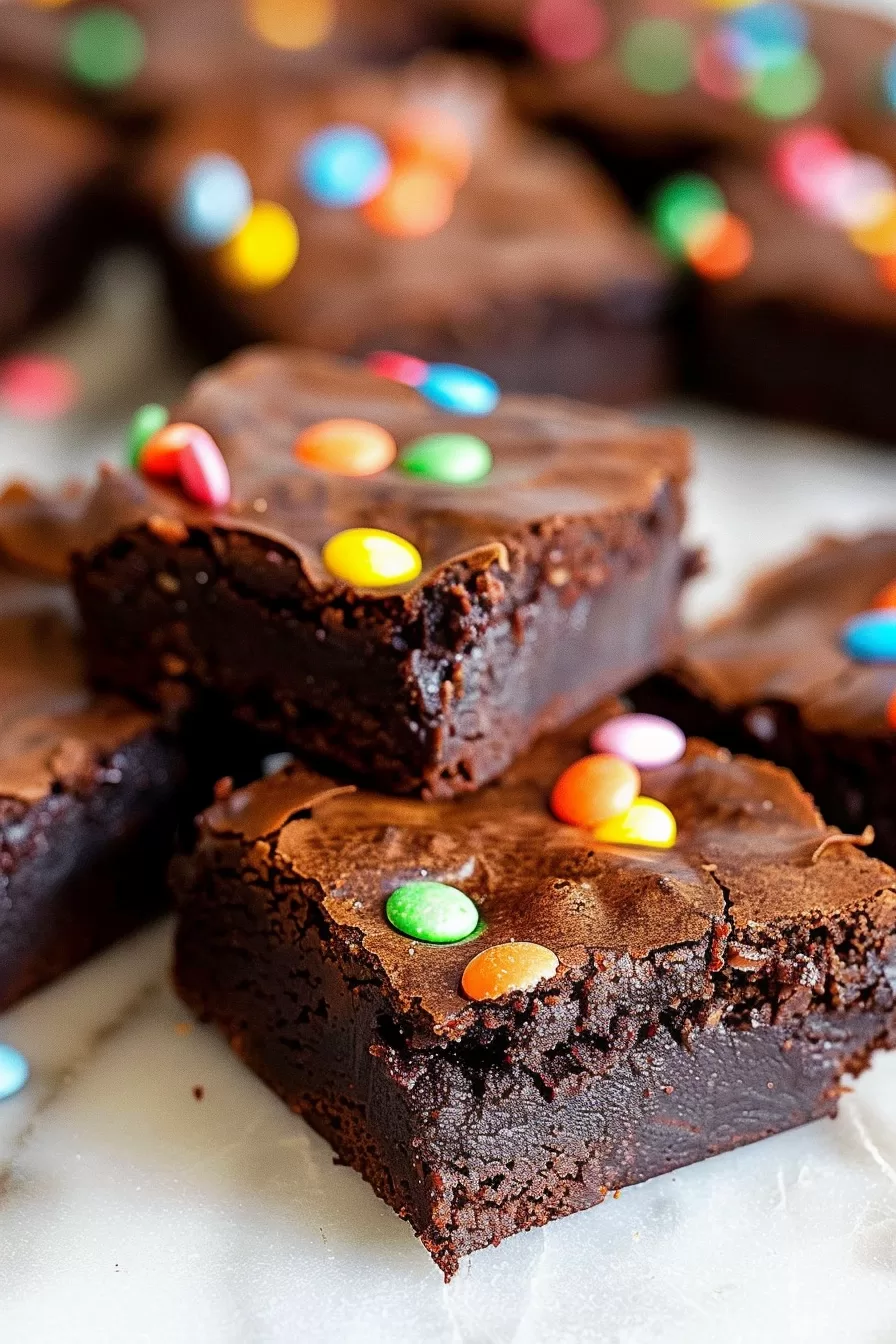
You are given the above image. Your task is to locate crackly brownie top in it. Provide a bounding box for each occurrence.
[0,84,111,232]
[203,700,896,1034]
[0,0,421,111]
[666,533,896,737]
[0,493,155,804]
[71,346,689,598]
[141,56,669,347]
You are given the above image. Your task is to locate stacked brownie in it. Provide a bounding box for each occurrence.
[62,346,896,1275]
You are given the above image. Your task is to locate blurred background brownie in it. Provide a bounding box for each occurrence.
[634,533,896,865]
[0,0,427,118]
[139,56,672,401]
[0,83,114,350]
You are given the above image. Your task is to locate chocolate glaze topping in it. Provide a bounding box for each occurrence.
[665,534,896,737]
[204,700,896,1034]
[142,56,669,349]
[70,346,690,599]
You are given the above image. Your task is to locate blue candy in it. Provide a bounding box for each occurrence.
[0,1043,29,1101]
[419,364,501,416]
[298,125,390,208]
[841,610,896,662]
[722,2,808,73]
[175,154,252,246]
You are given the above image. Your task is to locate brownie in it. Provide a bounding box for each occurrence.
[139,56,672,401]
[172,698,896,1277]
[444,0,896,194]
[70,346,692,798]
[634,534,896,867]
[0,0,425,116]
[678,155,896,441]
[0,83,113,349]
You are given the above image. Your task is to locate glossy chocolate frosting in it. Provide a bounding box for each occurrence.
[203,700,896,1034]
[665,534,896,737]
[142,56,669,350]
[70,345,690,599]
[0,492,156,804]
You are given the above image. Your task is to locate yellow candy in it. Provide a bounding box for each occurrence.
[243,0,333,49]
[322,527,422,587]
[218,201,299,289]
[592,796,677,849]
[850,194,896,257]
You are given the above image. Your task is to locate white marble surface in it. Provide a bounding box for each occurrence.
[2,256,896,1343]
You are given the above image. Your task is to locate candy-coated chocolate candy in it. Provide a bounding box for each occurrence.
[126,403,168,467]
[399,432,493,485]
[298,125,391,208]
[139,421,199,480]
[175,153,252,246]
[887,687,896,731]
[461,942,559,1001]
[364,350,429,387]
[386,881,480,943]
[65,5,145,89]
[322,527,422,587]
[389,109,473,186]
[218,201,299,289]
[419,363,500,415]
[590,713,686,769]
[872,578,896,610]
[295,418,397,476]
[245,0,334,49]
[178,430,231,508]
[841,610,896,662]
[550,754,640,828]
[0,355,79,420]
[362,164,455,238]
[592,797,677,848]
[0,1043,29,1101]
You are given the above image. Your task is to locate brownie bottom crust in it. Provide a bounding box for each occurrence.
[633,674,896,868]
[174,859,896,1279]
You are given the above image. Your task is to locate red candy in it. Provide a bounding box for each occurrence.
[0,355,79,420]
[178,429,231,507]
[872,578,896,610]
[139,422,195,479]
[364,351,429,387]
[887,687,896,730]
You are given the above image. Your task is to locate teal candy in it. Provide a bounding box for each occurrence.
[127,403,168,467]
[842,610,896,662]
[0,1043,29,1101]
[419,364,500,415]
[386,881,480,943]
[399,433,493,485]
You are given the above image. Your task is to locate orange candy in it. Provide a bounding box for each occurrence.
[295,418,397,476]
[687,212,753,281]
[887,688,896,731]
[362,164,456,238]
[878,253,896,293]
[461,942,560,1002]
[550,754,640,828]
[139,422,209,480]
[872,578,896,610]
[389,109,473,186]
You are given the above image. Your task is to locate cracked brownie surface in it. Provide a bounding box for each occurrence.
[172,699,896,1276]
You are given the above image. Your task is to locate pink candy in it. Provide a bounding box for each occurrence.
[177,428,231,508]
[590,713,685,770]
[364,350,429,388]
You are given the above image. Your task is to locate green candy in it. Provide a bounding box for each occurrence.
[399,433,493,485]
[66,7,146,90]
[126,403,168,468]
[386,881,480,944]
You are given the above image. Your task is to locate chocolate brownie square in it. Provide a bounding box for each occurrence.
[172,699,896,1277]
[139,56,671,401]
[0,84,112,349]
[71,346,692,797]
[634,533,896,867]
